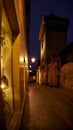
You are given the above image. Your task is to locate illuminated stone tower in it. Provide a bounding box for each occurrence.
[39,12,69,85]
[39,12,69,66]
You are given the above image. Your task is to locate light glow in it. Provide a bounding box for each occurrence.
[29,65,31,68]
[20,56,24,63]
[1,82,7,89]
[31,57,36,63]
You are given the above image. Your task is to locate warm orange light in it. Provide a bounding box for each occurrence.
[1,82,6,89]
[20,56,24,63]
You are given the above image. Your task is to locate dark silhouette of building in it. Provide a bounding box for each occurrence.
[38,12,69,86]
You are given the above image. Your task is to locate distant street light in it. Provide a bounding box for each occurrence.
[29,65,32,68]
[31,57,36,63]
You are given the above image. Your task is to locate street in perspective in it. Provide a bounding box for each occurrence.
[20,83,73,130]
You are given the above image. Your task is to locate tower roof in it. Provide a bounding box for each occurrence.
[39,12,70,41]
[44,12,69,31]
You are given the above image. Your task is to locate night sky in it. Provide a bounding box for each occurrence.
[29,0,73,70]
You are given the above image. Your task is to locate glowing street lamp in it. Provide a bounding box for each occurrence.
[31,57,36,63]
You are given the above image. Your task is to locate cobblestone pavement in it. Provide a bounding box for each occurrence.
[20,83,73,130]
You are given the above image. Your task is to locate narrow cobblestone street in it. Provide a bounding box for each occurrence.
[20,83,73,130]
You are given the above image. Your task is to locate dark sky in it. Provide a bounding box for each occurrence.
[29,0,73,70]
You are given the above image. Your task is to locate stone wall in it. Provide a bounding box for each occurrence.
[61,62,73,88]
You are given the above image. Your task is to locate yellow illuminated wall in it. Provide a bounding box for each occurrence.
[13,34,28,110]
[13,34,21,110]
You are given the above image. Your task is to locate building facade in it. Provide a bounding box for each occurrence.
[0,0,30,129]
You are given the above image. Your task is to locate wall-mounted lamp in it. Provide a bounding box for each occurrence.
[20,56,24,63]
